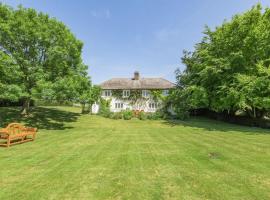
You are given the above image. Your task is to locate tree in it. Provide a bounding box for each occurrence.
[0,51,24,101]
[72,72,100,114]
[0,4,86,114]
[87,85,101,113]
[175,4,270,119]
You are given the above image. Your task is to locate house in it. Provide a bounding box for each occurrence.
[92,71,175,113]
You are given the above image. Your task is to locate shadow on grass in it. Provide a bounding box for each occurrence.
[163,117,270,135]
[0,106,81,130]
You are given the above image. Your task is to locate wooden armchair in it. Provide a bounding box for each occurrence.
[0,123,37,147]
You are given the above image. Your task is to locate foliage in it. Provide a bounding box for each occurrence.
[0,4,87,114]
[76,82,101,114]
[35,100,73,107]
[98,98,111,118]
[150,90,164,102]
[0,98,34,107]
[169,85,208,119]
[146,111,163,120]
[138,111,147,120]
[110,112,122,120]
[122,110,133,120]
[111,89,168,107]
[111,89,170,114]
[111,90,123,99]
[87,85,101,112]
[111,90,145,109]
[175,4,270,119]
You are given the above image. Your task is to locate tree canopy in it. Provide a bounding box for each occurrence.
[0,4,91,114]
[174,4,270,119]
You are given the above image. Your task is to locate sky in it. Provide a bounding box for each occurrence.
[1,0,270,84]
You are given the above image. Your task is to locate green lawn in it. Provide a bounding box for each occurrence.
[0,106,270,200]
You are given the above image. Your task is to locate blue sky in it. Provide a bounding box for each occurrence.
[1,0,270,84]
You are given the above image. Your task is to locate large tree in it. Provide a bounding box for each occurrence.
[175,4,270,119]
[0,4,87,114]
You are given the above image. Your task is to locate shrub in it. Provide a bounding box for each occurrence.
[138,111,147,120]
[146,111,164,120]
[100,109,112,118]
[122,110,133,120]
[146,113,155,120]
[98,99,112,118]
[111,112,122,120]
[174,107,190,120]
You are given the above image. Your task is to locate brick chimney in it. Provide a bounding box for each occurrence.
[133,71,140,80]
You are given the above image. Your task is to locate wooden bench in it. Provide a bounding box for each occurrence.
[0,123,37,147]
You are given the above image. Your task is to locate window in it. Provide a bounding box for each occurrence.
[149,103,157,109]
[122,90,130,98]
[162,90,169,96]
[115,103,123,109]
[142,90,150,98]
[103,90,112,97]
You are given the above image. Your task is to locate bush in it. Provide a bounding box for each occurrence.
[138,111,147,120]
[110,112,122,120]
[35,100,73,107]
[98,99,112,118]
[122,110,133,120]
[146,111,164,120]
[174,107,190,120]
[146,113,155,120]
[0,99,35,107]
[100,109,112,118]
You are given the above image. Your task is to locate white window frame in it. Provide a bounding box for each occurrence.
[122,90,130,98]
[162,90,169,96]
[115,102,123,109]
[148,102,157,109]
[142,90,150,98]
[103,90,112,97]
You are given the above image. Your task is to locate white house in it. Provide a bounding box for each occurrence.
[92,72,175,113]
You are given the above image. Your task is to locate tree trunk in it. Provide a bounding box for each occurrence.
[247,107,266,119]
[21,98,31,115]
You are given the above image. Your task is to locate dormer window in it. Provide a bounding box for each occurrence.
[103,90,112,97]
[142,90,150,98]
[122,90,130,98]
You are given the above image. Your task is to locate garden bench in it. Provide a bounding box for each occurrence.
[0,123,37,147]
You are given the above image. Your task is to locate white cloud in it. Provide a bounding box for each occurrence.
[90,9,111,19]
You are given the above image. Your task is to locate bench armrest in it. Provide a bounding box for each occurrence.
[0,128,9,136]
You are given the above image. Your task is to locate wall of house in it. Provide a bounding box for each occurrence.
[92,89,167,113]
[108,97,159,113]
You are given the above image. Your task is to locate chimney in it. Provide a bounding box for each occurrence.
[133,71,140,80]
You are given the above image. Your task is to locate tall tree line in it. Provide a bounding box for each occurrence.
[173,4,270,120]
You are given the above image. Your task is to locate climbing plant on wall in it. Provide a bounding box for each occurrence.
[111,89,170,109]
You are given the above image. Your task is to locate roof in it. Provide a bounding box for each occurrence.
[100,77,175,90]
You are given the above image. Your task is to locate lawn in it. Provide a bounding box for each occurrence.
[0,106,270,200]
